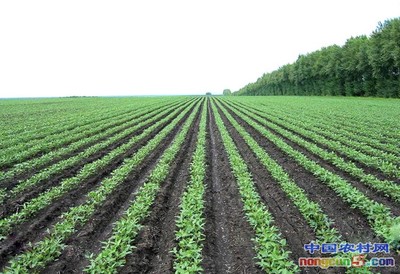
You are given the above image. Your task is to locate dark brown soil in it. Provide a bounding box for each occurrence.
[0,101,187,213]
[255,105,399,183]
[201,100,263,274]
[0,101,190,219]
[40,104,202,274]
[0,107,151,172]
[1,98,399,274]
[251,102,400,184]
[224,100,400,215]
[219,100,379,241]
[220,100,400,274]
[0,102,195,269]
[117,103,202,274]
[0,113,134,182]
[0,107,139,154]
[259,102,400,161]
[215,104,320,262]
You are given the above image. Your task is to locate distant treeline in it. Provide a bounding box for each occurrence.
[235,18,400,97]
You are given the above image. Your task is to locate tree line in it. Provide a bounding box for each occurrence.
[235,18,400,98]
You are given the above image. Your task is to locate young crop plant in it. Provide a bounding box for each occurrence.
[0,100,197,240]
[210,100,298,273]
[0,98,194,171]
[225,101,400,202]
[84,100,203,274]
[224,100,400,248]
[172,100,207,273]
[0,109,142,170]
[215,100,340,243]
[1,100,201,273]
[215,99,375,274]
[0,99,146,150]
[236,99,400,163]
[1,96,398,273]
[230,100,400,178]
[281,114,400,178]
[0,100,188,203]
[0,99,186,184]
[262,107,400,165]
[226,97,399,154]
[0,107,116,150]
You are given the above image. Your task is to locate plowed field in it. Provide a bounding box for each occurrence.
[0,96,399,273]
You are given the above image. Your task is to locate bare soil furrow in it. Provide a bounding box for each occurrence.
[215,104,318,267]
[221,102,382,244]
[41,103,201,274]
[201,101,262,274]
[2,97,399,274]
[224,101,400,217]
[235,102,399,183]
[0,101,182,188]
[117,104,201,274]
[0,109,182,218]
[0,105,194,268]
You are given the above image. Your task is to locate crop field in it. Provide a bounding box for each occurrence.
[0,96,399,273]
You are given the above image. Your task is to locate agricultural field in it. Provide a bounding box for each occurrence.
[0,96,399,273]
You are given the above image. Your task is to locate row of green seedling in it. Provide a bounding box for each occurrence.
[0,99,186,183]
[225,100,400,202]
[211,100,298,273]
[255,99,400,148]
[1,100,201,273]
[224,101,400,248]
[0,101,149,154]
[249,102,400,163]
[0,99,187,182]
[215,100,341,243]
[314,109,400,141]
[215,100,373,274]
[231,100,400,178]
[264,98,400,141]
[0,100,197,240]
[0,97,177,149]
[0,103,160,169]
[0,98,182,168]
[0,103,129,149]
[172,100,208,273]
[274,105,400,155]
[84,100,202,273]
[0,99,190,204]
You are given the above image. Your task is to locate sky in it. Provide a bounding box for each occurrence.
[0,0,399,98]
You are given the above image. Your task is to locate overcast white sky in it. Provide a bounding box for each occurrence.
[0,0,399,98]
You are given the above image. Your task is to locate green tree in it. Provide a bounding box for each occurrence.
[233,17,400,98]
[368,19,400,97]
[223,89,232,96]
